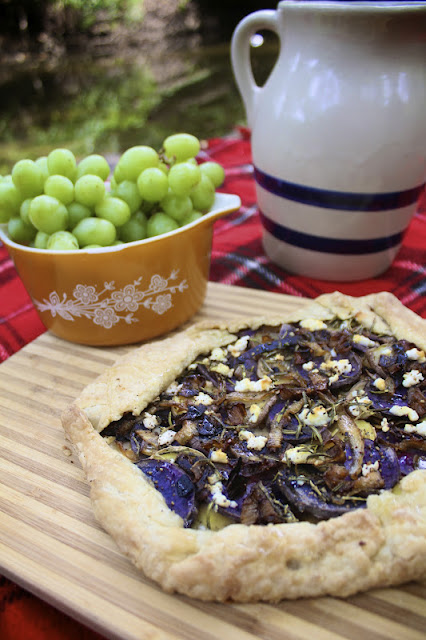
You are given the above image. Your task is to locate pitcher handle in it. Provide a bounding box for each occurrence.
[231,10,279,128]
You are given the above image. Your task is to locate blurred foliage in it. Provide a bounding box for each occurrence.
[0,0,143,36]
[0,0,279,173]
[0,40,271,173]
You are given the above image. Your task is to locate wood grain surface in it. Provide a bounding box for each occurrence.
[0,282,425,640]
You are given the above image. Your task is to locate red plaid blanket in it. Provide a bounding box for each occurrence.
[0,129,425,639]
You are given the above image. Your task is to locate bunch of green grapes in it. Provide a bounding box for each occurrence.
[0,133,225,250]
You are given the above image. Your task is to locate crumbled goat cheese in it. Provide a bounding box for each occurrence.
[402,369,424,388]
[228,335,250,357]
[348,405,361,418]
[210,362,234,377]
[389,405,419,422]
[362,460,380,477]
[193,392,214,405]
[404,422,426,438]
[320,358,352,375]
[353,334,377,348]
[210,347,227,362]
[157,429,176,446]
[210,449,229,464]
[406,348,426,363]
[239,430,268,450]
[298,405,329,427]
[284,446,314,465]
[248,403,261,423]
[373,377,387,391]
[234,376,273,392]
[166,381,182,395]
[348,393,372,417]
[302,361,315,371]
[380,417,390,432]
[142,412,159,430]
[299,318,327,331]
[320,359,352,384]
[208,476,237,509]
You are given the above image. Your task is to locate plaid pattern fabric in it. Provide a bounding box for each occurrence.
[0,129,425,639]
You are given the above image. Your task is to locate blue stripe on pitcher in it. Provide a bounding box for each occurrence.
[254,167,425,211]
[259,211,404,255]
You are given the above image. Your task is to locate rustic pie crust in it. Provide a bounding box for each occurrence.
[62,292,426,602]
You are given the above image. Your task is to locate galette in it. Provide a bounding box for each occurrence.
[62,291,426,602]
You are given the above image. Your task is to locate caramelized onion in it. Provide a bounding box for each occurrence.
[337,412,365,478]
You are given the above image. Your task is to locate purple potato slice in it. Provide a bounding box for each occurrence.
[378,342,409,371]
[234,335,301,363]
[273,468,364,520]
[398,451,426,475]
[365,387,407,414]
[281,414,313,444]
[137,459,196,527]
[363,439,400,489]
[329,353,362,389]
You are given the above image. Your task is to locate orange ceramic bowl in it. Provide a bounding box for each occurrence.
[0,193,241,346]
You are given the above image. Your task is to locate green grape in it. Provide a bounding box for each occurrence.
[7,217,37,244]
[75,174,106,207]
[73,217,116,247]
[116,146,159,182]
[200,161,225,188]
[190,174,215,212]
[158,161,169,175]
[168,162,201,197]
[44,174,74,205]
[12,159,44,198]
[147,211,179,238]
[83,244,102,249]
[163,133,200,162]
[47,148,77,181]
[47,230,79,251]
[29,195,69,234]
[34,230,50,249]
[112,180,142,214]
[181,211,203,226]
[118,210,148,243]
[35,156,49,182]
[0,181,24,222]
[137,168,168,202]
[112,240,123,245]
[76,154,110,181]
[113,163,125,184]
[182,157,198,166]
[19,198,33,225]
[95,196,131,227]
[160,191,193,224]
[67,202,92,229]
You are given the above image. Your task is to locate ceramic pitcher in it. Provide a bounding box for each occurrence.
[231,1,426,281]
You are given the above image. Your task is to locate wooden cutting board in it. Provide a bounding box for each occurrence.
[0,282,425,640]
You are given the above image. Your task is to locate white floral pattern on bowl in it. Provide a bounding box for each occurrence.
[33,270,188,329]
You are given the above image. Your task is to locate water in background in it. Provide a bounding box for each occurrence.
[0,30,278,173]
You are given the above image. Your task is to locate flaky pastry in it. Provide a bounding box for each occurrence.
[62,291,426,602]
